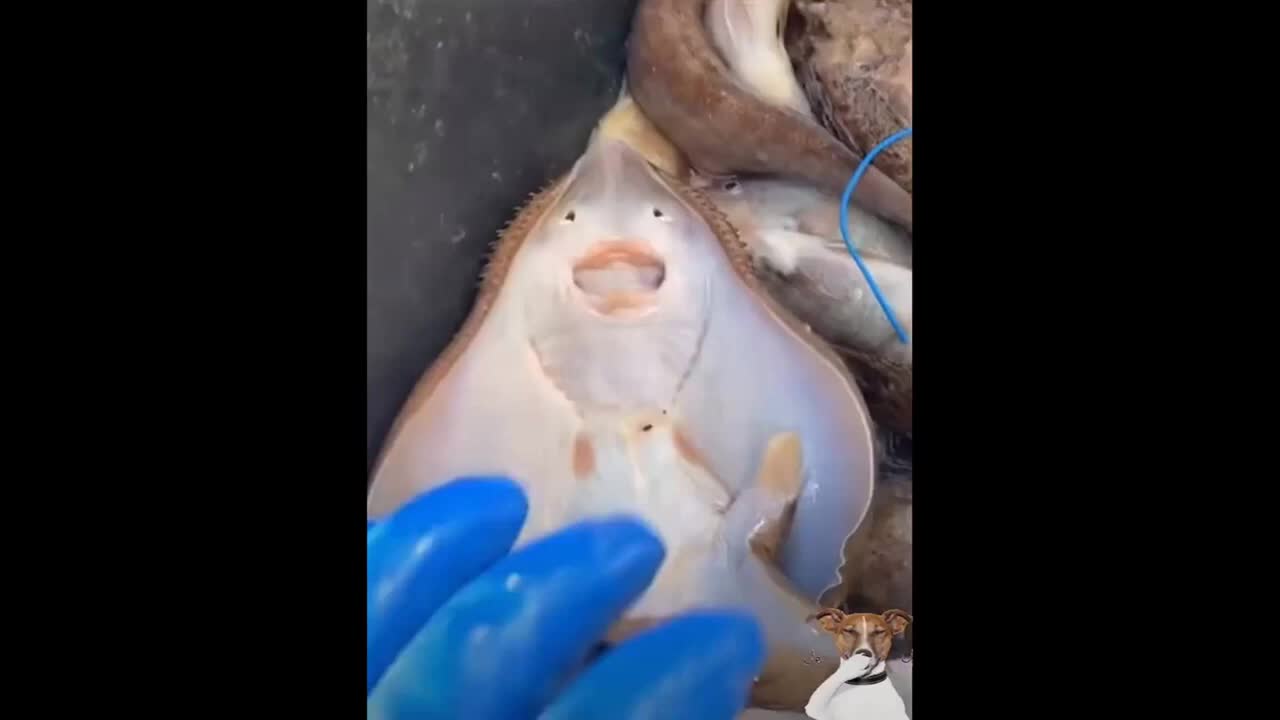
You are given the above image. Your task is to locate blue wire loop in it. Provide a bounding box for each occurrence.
[838,127,913,344]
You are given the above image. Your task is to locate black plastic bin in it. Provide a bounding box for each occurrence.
[367,0,639,471]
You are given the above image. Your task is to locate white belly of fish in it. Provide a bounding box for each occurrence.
[565,411,730,618]
[369,135,878,606]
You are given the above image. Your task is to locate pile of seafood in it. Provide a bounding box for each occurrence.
[368,0,912,713]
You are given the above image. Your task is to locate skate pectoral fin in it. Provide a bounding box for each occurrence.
[754,431,803,506]
[728,430,804,564]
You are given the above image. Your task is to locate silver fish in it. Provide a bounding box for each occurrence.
[706,175,912,433]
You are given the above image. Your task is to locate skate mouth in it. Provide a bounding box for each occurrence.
[572,242,666,316]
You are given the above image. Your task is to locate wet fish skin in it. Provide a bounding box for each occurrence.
[595,89,916,433]
[706,175,913,433]
[367,131,882,710]
[786,0,913,193]
[757,251,913,435]
[706,175,911,268]
[705,0,814,119]
[595,82,691,181]
[627,0,912,232]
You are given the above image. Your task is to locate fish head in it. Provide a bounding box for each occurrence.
[702,176,814,229]
[700,175,763,234]
[517,135,729,325]
[703,174,747,205]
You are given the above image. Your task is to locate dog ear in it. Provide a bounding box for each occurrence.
[807,607,845,633]
[882,609,912,635]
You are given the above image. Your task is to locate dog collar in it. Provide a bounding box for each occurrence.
[845,669,889,687]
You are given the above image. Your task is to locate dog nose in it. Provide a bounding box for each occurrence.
[853,649,873,658]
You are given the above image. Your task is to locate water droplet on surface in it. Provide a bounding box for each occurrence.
[412,536,435,558]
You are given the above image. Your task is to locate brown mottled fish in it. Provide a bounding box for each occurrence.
[367,114,883,709]
[627,0,912,232]
[787,0,913,193]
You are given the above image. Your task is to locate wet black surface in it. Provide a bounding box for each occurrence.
[367,0,639,471]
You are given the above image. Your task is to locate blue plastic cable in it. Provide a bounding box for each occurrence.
[838,127,913,344]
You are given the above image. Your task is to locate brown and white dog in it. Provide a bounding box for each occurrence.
[803,609,911,720]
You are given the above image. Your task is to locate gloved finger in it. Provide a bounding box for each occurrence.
[540,611,765,720]
[368,517,665,720]
[366,477,528,694]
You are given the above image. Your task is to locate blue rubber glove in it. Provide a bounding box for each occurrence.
[367,477,765,720]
